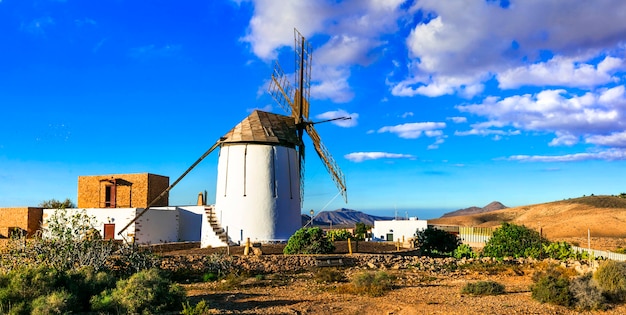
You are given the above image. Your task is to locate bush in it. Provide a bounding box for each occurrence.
[482,223,548,258]
[594,260,626,302]
[314,268,345,283]
[453,244,477,259]
[181,300,210,315]
[283,227,335,254]
[570,273,606,311]
[542,242,588,260]
[348,271,395,297]
[326,229,352,241]
[530,267,573,307]
[461,281,505,296]
[30,290,73,315]
[414,227,460,256]
[91,268,186,314]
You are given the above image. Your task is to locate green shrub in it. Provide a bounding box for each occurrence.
[542,242,588,260]
[181,300,210,315]
[569,273,606,311]
[91,268,186,314]
[349,271,395,297]
[461,280,505,296]
[326,229,352,241]
[530,267,573,307]
[482,223,549,258]
[283,227,335,254]
[594,260,626,302]
[30,290,73,315]
[414,227,461,256]
[314,268,346,283]
[453,244,477,259]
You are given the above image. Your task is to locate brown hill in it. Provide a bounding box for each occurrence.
[441,201,508,217]
[429,195,626,239]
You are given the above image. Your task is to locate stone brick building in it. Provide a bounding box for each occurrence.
[77,173,169,208]
[0,207,43,238]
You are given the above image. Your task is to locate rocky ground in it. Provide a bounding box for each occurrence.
[158,241,626,314]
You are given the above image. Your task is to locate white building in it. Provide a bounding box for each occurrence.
[371,218,428,243]
[42,206,205,244]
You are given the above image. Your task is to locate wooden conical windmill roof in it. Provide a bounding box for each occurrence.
[221,110,299,148]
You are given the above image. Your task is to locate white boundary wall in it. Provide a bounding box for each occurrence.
[43,207,182,244]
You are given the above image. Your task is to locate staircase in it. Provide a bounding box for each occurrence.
[204,207,236,246]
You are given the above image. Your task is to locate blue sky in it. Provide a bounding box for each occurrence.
[2,0,626,219]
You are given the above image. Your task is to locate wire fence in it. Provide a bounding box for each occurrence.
[571,246,626,262]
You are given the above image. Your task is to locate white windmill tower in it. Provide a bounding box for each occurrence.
[203,28,348,246]
[118,29,347,247]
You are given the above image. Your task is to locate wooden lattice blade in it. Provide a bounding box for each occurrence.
[305,124,347,203]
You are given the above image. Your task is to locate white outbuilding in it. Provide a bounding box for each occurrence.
[371,218,428,243]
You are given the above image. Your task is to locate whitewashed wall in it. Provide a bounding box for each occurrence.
[371,219,428,242]
[212,144,301,245]
[43,207,181,244]
[176,206,204,242]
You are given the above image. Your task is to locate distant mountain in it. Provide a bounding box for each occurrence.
[301,208,393,227]
[441,201,508,218]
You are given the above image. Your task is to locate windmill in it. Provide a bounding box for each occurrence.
[119,28,347,247]
[268,28,348,205]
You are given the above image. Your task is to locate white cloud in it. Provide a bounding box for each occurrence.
[401,112,414,118]
[498,56,623,89]
[457,88,626,140]
[390,0,626,98]
[586,131,626,148]
[505,149,626,162]
[377,122,446,139]
[549,132,579,147]
[240,0,405,103]
[447,116,467,123]
[315,109,358,127]
[344,152,415,162]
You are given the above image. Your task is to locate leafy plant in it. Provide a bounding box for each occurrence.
[414,227,461,256]
[569,273,606,311]
[482,223,549,258]
[326,229,352,241]
[542,242,587,260]
[354,222,371,241]
[348,271,396,297]
[530,266,573,307]
[283,227,335,254]
[593,260,626,302]
[453,244,477,259]
[90,268,186,314]
[314,268,346,283]
[38,198,76,209]
[461,280,505,296]
[181,300,210,315]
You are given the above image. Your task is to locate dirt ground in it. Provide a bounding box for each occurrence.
[181,262,626,315]
[164,241,626,314]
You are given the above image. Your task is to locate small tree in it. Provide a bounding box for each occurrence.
[283,227,335,254]
[354,222,371,241]
[414,227,461,256]
[482,223,549,258]
[39,198,76,209]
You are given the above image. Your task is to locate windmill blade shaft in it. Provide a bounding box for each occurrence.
[117,139,222,235]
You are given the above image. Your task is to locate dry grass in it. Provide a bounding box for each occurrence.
[429,195,626,246]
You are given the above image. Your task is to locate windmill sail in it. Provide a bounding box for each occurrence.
[305,124,347,202]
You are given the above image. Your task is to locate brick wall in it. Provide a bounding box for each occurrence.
[77,173,169,208]
[0,207,43,237]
